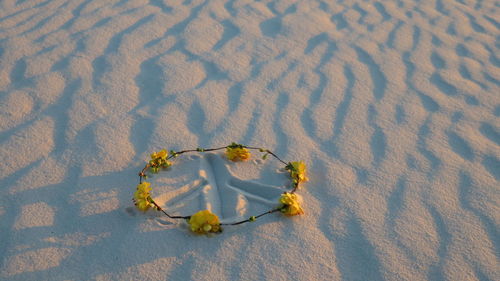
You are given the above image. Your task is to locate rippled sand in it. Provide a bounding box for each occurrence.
[0,0,498,280]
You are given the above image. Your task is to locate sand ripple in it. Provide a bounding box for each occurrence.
[1,0,498,280]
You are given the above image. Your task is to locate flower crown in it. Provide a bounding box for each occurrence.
[133,143,308,234]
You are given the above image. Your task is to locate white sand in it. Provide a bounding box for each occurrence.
[1,0,499,280]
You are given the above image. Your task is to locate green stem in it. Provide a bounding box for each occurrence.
[150,200,190,220]
[166,146,228,160]
[221,208,282,225]
[245,146,288,165]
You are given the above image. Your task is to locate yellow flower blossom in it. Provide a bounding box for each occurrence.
[286,161,308,183]
[150,149,167,160]
[188,210,221,234]
[133,182,153,211]
[226,147,251,161]
[149,149,171,172]
[279,192,304,216]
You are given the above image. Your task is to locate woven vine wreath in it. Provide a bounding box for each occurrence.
[133,143,308,234]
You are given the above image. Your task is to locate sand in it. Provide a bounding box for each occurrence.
[0,0,499,280]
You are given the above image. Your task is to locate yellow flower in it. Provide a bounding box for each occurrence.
[133,182,153,211]
[279,192,304,216]
[188,210,221,234]
[226,147,251,161]
[286,161,308,183]
[149,149,171,172]
[150,149,167,161]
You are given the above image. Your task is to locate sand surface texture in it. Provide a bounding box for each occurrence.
[1,0,499,280]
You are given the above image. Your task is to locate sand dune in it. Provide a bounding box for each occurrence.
[1,0,499,280]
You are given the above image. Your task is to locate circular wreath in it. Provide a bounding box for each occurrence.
[133,143,308,234]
